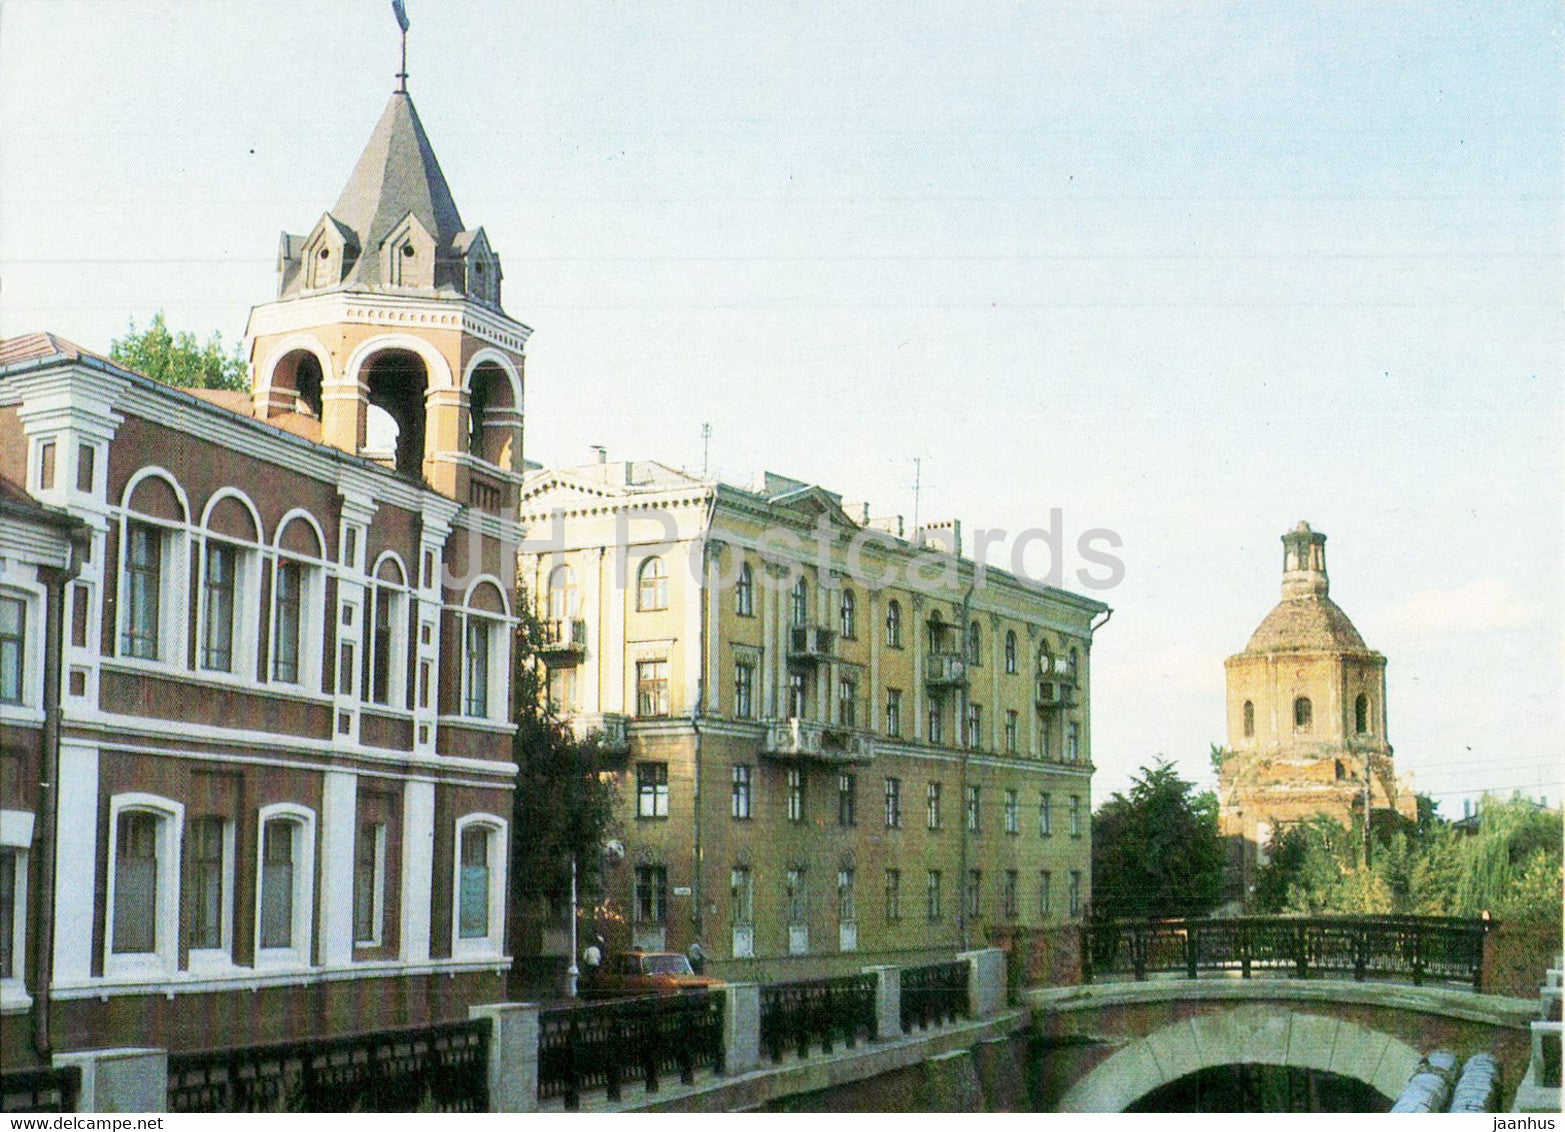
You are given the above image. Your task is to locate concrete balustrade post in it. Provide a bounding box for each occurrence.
[958,947,1007,1019]
[52,1048,167,1113]
[863,964,901,1039]
[469,1002,540,1112]
[723,983,762,1075]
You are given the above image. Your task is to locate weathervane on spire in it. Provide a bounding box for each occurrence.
[392,0,410,92]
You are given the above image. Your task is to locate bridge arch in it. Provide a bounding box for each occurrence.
[1057,1005,1422,1112]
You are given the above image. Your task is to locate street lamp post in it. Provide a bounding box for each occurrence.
[567,855,579,997]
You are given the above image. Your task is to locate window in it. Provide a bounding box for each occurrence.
[546,564,577,621]
[464,618,491,716]
[122,521,164,659]
[885,600,903,647]
[1355,693,1370,735]
[790,576,808,627]
[787,671,807,719]
[965,869,981,920]
[967,620,982,665]
[731,765,752,819]
[884,777,902,828]
[926,870,942,921]
[76,442,96,491]
[1067,722,1080,763]
[1005,710,1018,754]
[0,597,23,703]
[1069,795,1083,838]
[1003,870,1019,919]
[1069,870,1082,917]
[786,867,807,923]
[839,589,857,638]
[353,821,386,945]
[1004,630,1018,673]
[458,579,512,721]
[927,782,942,830]
[837,676,858,727]
[637,659,670,717]
[367,581,405,705]
[0,847,19,983]
[634,865,668,923]
[734,660,755,718]
[188,816,230,953]
[885,688,902,736]
[966,785,981,833]
[1242,699,1255,738]
[967,704,982,749]
[884,869,901,921]
[106,796,181,976]
[1294,696,1313,731]
[457,826,488,938]
[1004,789,1019,834]
[637,557,668,611]
[838,772,856,827]
[1068,648,1079,683]
[1040,870,1052,916]
[787,768,805,823]
[735,562,755,617]
[730,866,753,926]
[1039,792,1053,837]
[200,542,238,671]
[272,561,304,683]
[637,762,670,819]
[257,813,315,959]
[113,812,159,954]
[928,701,943,745]
[837,868,856,923]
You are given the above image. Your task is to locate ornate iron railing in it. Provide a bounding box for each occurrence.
[759,972,877,1062]
[1,1065,81,1113]
[900,959,970,1033]
[1083,914,1490,990]
[537,990,724,1110]
[165,1018,489,1112]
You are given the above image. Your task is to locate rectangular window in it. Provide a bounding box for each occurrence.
[837,868,855,923]
[635,865,668,923]
[787,768,804,823]
[926,870,942,921]
[786,867,806,923]
[273,561,303,682]
[1040,792,1053,837]
[731,764,752,820]
[885,688,902,736]
[1068,722,1081,763]
[1069,794,1083,838]
[837,677,857,727]
[928,701,943,745]
[201,542,237,672]
[926,782,942,830]
[637,762,670,819]
[838,772,856,827]
[965,869,982,920]
[884,777,902,828]
[458,826,490,939]
[0,597,24,703]
[189,816,226,951]
[122,522,162,659]
[967,704,982,749]
[965,785,981,833]
[1040,870,1052,917]
[637,659,670,717]
[38,440,55,490]
[0,847,15,979]
[730,866,753,925]
[259,820,295,949]
[370,586,394,704]
[1004,789,1019,835]
[734,660,754,718]
[884,869,901,922]
[353,822,386,945]
[1004,870,1019,919]
[464,619,491,716]
[112,811,158,953]
[735,565,754,617]
[1069,870,1083,917]
[1005,710,1018,754]
[787,672,807,719]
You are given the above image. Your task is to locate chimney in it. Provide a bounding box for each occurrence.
[590,445,607,465]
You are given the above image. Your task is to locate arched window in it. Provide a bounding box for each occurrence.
[1355,694,1370,735]
[637,557,668,612]
[1004,630,1018,674]
[366,554,409,706]
[790,576,809,628]
[105,793,184,978]
[463,579,511,721]
[118,470,191,665]
[1242,700,1255,738]
[1294,696,1313,731]
[255,803,316,967]
[840,588,857,639]
[271,512,326,688]
[547,564,577,621]
[453,815,508,957]
[735,562,754,617]
[199,492,263,676]
[885,600,903,648]
[967,620,982,665]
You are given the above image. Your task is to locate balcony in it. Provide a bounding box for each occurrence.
[537,618,587,663]
[789,624,837,662]
[568,712,630,757]
[764,718,873,764]
[1036,678,1078,711]
[924,652,968,687]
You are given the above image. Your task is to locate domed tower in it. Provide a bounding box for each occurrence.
[1220,522,1416,885]
[244,80,527,511]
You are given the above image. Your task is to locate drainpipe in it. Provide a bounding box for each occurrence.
[956,581,974,952]
[32,522,88,1059]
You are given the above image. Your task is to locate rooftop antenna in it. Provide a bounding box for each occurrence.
[911,456,928,536]
[701,422,713,477]
[392,0,410,92]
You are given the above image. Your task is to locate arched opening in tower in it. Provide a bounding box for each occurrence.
[363,349,428,478]
[466,360,517,468]
[271,349,324,419]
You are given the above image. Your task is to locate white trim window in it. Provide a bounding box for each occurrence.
[353,821,387,947]
[104,794,184,979]
[197,492,264,677]
[186,814,235,969]
[637,557,668,612]
[270,512,327,690]
[255,803,316,969]
[366,556,410,708]
[120,520,173,661]
[453,815,507,957]
[0,595,26,705]
[460,579,511,722]
[1,810,33,1006]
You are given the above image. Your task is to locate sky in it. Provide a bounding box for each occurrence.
[1,1,1559,814]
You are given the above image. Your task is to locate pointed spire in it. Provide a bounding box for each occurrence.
[392,0,410,92]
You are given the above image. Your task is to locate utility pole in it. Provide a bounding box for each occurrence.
[700,422,712,477]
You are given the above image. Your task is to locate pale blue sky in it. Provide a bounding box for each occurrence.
[2,1,1559,811]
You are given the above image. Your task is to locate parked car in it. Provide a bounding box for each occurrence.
[583,950,725,998]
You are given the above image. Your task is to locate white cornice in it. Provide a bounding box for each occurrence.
[245,291,532,355]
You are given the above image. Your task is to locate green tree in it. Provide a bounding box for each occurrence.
[109,311,247,390]
[1090,759,1227,920]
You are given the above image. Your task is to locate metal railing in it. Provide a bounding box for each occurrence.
[165,1018,489,1113]
[899,959,970,1033]
[1083,914,1490,990]
[759,972,877,1062]
[537,991,724,1110]
[1,1065,81,1113]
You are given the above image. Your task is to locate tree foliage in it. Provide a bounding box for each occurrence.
[1091,759,1227,920]
[110,311,247,391]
